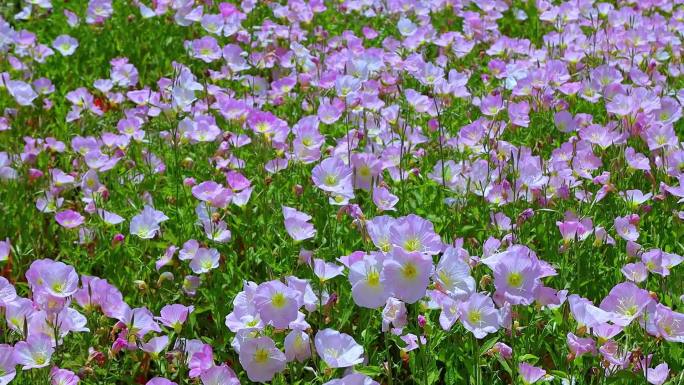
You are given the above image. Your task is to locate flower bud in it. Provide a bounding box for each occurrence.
[28,168,44,181]
[181,157,194,169]
[479,274,492,290]
[294,184,304,196]
[157,272,175,287]
[133,280,147,291]
[112,233,125,246]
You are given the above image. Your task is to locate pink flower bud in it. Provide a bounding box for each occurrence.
[418,315,427,328]
[112,233,125,246]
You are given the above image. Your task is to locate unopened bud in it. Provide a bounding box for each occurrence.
[183,177,196,187]
[157,272,175,287]
[112,233,125,246]
[181,157,194,169]
[479,274,492,290]
[133,280,147,291]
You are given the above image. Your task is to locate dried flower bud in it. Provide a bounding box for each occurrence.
[181,157,194,169]
[133,280,147,291]
[479,274,492,290]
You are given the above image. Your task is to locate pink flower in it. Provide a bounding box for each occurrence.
[614,215,639,242]
[255,280,300,329]
[314,329,364,368]
[55,209,85,228]
[458,293,500,339]
[238,336,286,383]
[383,247,433,304]
[200,364,240,385]
[518,362,546,384]
[13,333,54,370]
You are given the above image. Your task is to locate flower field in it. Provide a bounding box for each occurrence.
[1,0,684,384]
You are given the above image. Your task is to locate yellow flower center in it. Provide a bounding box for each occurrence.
[272,292,287,309]
[402,262,418,280]
[468,310,482,324]
[507,272,523,288]
[404,238,421,252]
[367,270,381,287]
[254,348,269,364]
[324,175,338,186]
[52,282,65,294]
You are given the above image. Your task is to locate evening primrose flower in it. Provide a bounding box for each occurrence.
[238,336,286,383]
[5,298,36,333]
[55,209,85,229]
[146,378,176,385]
[116,306,161,338]
[225,281,263,332]
[349,255,389,308]
[366,215,396,252]
[351,153,382,191]
[286,276,319,312]
[429,290,460,331]
[52,35,78,56]
[323,373,380,385]
[312,157,354,197]
[567,294,613,328]
[282,206,316,241]
[189,247,220,274]
[372,186,398,211]
[254,280,300,329]
[13,333,54,370]
[313,258,344,282]
[5,80,37,106]
[157,304,194,332]
[458,292,501,339]
[382,297,408,332]
[246,110,287,141]
[0,277,16,306]
[613,215,639,242]
[389,214,443,255]
[0,238,10,261]
[179,239,200,261]
[200,364,240,385]
[50,367,79,385]
[203,220,232,243]
[621,262,648,283]
[566,332,596,357]
[284,329,311,363]
[433,246,475,299]
[383,247,433,304]
[141,336,169,358]
[192,181,232,208]
[646,363,670,385]
[314,329,364,368]
[0,344,16,384]
[493,252,542,305]
[480,93,504,116]
[599,282,652,326]
[188,344,214,378]
[188,36,222,63]
[646,304,684,342]
[129,206,168,239]
[27,259,79,298]
[518,362,547,384]
[620,189,652,209]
